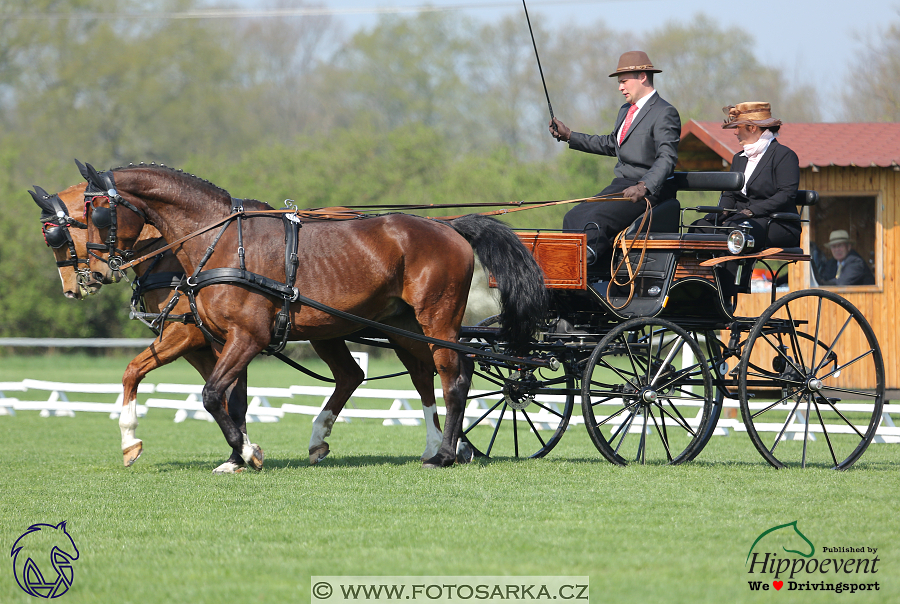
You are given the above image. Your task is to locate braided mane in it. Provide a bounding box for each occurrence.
[111,163,232,199]
[109,162,276,211]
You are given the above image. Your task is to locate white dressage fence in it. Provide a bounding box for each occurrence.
[1,378,898,444]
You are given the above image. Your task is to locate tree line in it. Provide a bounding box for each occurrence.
[0,0,897,340]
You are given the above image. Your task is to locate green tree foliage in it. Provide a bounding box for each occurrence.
[0,2,830,338]
[645,15,821,123]
[840,13,900,121]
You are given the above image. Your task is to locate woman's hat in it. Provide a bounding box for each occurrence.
[609,50,662,77]
[722,102,783,129]
[827,230,852,247]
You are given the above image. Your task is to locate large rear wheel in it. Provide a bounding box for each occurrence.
[737,290,884,469]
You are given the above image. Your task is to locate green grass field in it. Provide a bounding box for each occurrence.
[1,352,897,603]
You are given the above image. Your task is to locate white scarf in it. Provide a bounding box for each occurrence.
[740,130,777,194]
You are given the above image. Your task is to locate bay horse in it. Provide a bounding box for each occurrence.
[30,183,252,472]
[81,163,547,468]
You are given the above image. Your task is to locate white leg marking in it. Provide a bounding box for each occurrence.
[119,398,142,450]
[422,405,442,459]
[309,410,337,450]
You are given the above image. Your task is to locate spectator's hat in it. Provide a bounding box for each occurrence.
[827,230,852,247]
[722,102,783,129]
[609,51,662,77]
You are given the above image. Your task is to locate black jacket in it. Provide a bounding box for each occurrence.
[719,139,800,218]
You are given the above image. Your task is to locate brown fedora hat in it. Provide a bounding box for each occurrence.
[608,50,662,77]
[722,102,783,129]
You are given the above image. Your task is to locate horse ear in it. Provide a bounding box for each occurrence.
[29,187,55,215]
[85,162,104,189]
[33,185,52,199]
[74,159,90,180]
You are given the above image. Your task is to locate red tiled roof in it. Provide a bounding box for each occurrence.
[683,120,900,169]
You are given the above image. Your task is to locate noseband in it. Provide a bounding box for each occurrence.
[84,170,149,272]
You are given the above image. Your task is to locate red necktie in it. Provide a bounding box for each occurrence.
[618,103,639,144]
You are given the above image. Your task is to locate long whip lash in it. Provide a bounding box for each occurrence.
[522,0,554,121]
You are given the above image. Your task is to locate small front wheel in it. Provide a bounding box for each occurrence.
[461,316,575,458]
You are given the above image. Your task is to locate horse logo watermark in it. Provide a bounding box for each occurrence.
[746,520,815,564]
[745,520,881,594]
[10,521,79,598]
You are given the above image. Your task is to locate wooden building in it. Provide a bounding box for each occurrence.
[679,120,900,394]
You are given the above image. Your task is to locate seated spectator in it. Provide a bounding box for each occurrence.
[813,230,875,286]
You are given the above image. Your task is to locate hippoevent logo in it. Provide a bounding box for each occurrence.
[745,521,880,594]
[10,521,79,598]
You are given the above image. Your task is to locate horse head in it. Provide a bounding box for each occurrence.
[78,160,149,284]
[28,183,101,299]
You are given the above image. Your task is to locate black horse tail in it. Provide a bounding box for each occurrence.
[450,214,548,354]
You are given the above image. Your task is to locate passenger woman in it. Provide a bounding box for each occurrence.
[693,102,800,249]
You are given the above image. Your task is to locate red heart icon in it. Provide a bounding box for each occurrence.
[773,581,783,590]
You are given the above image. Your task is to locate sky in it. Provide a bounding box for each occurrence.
[210,0,900,122]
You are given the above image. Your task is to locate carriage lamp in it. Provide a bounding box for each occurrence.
[726,228,755,255]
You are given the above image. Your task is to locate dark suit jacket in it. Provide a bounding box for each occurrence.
[719,139,800,217]
[567,92,680,197]
[817,249,876,286]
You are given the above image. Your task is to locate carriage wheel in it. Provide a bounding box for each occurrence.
[582,317,715,466]
[461,316,575,459]
[737,290,884,469]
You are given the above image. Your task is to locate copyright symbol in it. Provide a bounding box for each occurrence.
[313,582,333,599]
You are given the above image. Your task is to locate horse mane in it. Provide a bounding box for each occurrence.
[110,163,274,210]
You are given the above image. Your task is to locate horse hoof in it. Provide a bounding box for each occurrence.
[422,454,453,469]
[212,461,245,474]
[244,444,264,471]
[123,441,143,467]
[456,441,474,464]
[309,443,330,465]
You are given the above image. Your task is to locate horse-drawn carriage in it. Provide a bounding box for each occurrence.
[34,163,884,471]
[457,171,884,469]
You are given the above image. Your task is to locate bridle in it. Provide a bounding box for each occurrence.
[30,186,94,291]
[83,169,150,274]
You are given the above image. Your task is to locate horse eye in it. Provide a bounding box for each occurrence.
[91,207,112,229]
[43,225,68,248]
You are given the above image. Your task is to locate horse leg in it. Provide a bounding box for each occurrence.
[186,349,250,474]
[387,340,442,461]
[424,346,473,468]
[119,325,208,466]
[201,336,265,472]
[307,339,366,464]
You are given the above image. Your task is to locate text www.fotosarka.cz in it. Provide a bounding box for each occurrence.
[312,577,589,603]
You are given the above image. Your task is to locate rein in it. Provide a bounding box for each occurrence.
[607,197,653,310]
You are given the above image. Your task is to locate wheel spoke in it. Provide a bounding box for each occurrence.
[484,403,507,457]
[521,410,547,449]
[463,399,503,434]
[813,394,868,439]
[812,396,839,467]
[767,398,801,456]
[649,407,674,462]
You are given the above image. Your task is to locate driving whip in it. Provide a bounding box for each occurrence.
[522,0,554,121]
